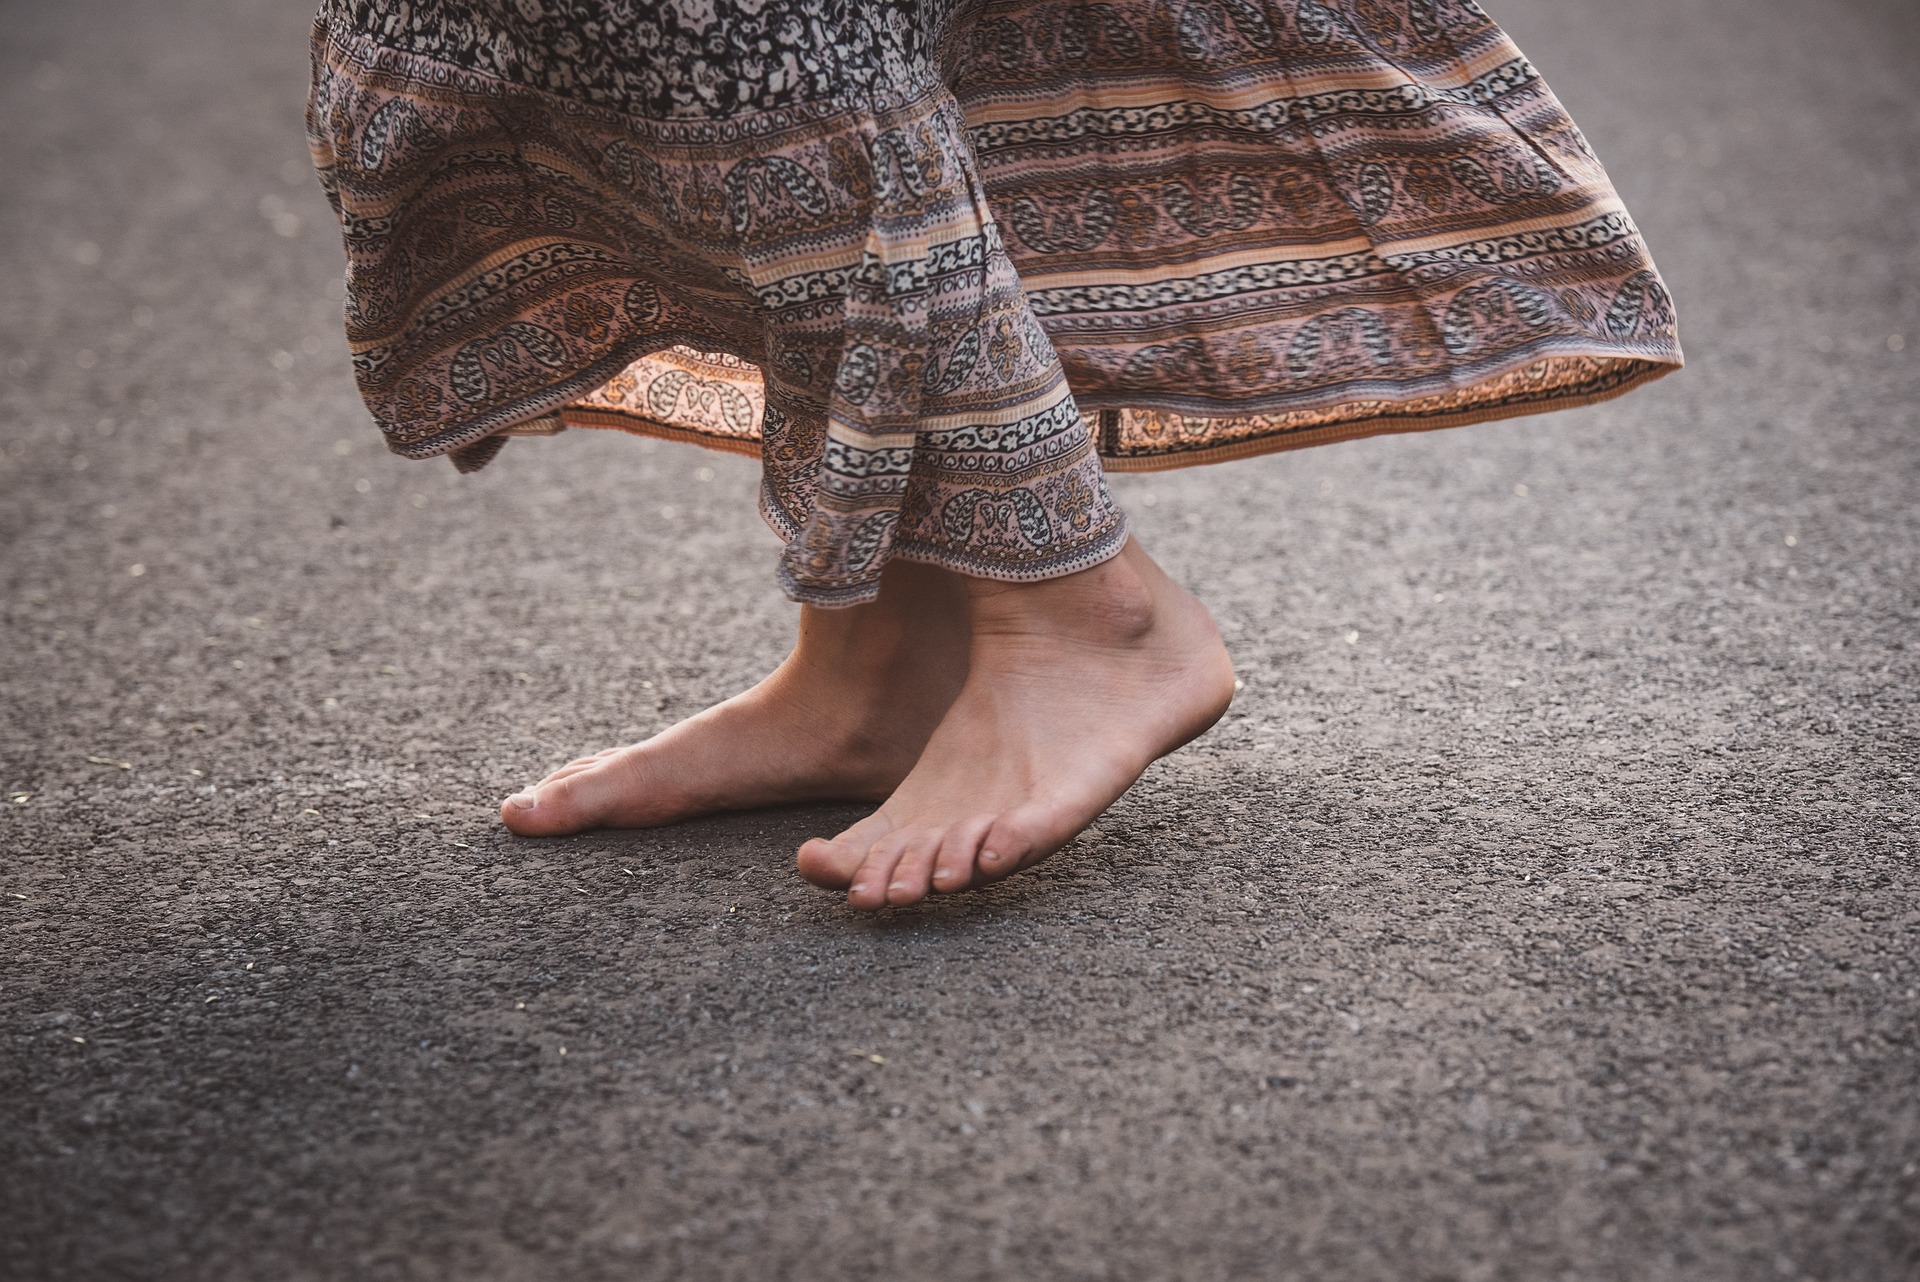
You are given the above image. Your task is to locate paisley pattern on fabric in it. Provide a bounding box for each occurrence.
[310,0,1681,605]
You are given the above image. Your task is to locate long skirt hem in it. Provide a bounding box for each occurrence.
[534,348,1673,474]
[310,0,1683,603]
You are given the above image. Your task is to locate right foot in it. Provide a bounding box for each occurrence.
[499,561,969,836]
[795,538,1235,909]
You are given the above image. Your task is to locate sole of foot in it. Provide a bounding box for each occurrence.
[795,537,1234,909]
[498,562,970,837]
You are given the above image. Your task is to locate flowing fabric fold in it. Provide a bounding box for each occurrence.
[310,0,1680,605]
[773,86,1126,604]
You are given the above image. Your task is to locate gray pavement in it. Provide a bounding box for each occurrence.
[3,0,1917,1278]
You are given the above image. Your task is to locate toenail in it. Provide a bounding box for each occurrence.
[506,792,536,809]
[981,848,1003,866]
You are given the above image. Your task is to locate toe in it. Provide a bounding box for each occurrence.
[846,840,909,912]
[536,763,593,788]
[796,836,860,889]
[977,809,1051,882]
[552,753,608,777]
[500,790,541,833]
[500,783,560,836]
[543,744,634,785]
[500,771,600,837]
[884,833,942,906]
[931,815,994,895]
[796,813,894,890]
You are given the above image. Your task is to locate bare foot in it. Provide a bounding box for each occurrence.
[499,561,969,836]
[795,538,1234,909]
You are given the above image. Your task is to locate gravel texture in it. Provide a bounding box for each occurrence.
[2,0,1917,1279]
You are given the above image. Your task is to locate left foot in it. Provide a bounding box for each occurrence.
[498,560,969,836]
[795,538,1234,909]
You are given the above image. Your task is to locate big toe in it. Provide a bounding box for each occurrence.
[796,836,863,889]
[976,805,1068,882]
[797,813,896,890]
[500,772,602,837]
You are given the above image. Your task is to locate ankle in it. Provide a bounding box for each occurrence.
[968,547,1157,647]
[776,604,967,743]
[792,561,970,669]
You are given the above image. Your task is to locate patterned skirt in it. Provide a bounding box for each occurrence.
[308,0,1681,605]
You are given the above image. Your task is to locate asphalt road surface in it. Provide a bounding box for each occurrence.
[3,1,1917,1279]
